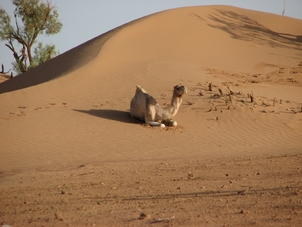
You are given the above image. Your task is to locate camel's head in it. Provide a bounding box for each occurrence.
[173,84,187,98]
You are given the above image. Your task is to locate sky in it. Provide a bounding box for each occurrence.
[1,0,302,74]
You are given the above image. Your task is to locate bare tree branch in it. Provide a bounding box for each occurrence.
[282,0,286,16]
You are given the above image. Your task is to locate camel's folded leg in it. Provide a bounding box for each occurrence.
[161,119,178,127]
[144,106,165,127]
[171,121,177,127]
[146,120,165,128]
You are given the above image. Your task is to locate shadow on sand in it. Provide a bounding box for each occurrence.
[73,109,142,125]
[207,9,302,51]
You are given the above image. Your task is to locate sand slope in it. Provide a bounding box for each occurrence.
[0,73,10,83]
[0,5,302,226]
[1,5,302,171]
[1,5,301,171]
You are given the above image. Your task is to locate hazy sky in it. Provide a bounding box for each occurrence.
[1,0,301,74]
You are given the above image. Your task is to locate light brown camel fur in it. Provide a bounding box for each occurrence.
[130,85,187,127]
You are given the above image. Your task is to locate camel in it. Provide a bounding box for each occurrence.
[130,85,187,127]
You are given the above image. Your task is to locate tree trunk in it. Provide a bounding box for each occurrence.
[27,44,33,66]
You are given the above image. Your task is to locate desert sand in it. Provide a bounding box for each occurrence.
[0,73,10,84]
[0,5,302,227]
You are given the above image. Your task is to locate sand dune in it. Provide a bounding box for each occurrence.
[0,5,302,226]
[0,73,10,83]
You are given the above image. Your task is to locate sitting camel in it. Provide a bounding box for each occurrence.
[130,85,187,127]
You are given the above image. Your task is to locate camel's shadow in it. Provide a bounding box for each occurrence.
[73,109,142,124]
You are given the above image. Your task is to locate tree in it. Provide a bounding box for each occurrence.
[282,0,286,16]
[0,0,62,74]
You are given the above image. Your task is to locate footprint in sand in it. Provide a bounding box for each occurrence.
[8,110,26,116]
[16,110,26,116]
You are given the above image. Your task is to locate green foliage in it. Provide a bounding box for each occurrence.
[0,0,62,74]
[31,42,59,68]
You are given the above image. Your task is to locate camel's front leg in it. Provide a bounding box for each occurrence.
[145,107,165,127]
[170,120,177,127]
[162,118,177,127]
[145,120,165,128]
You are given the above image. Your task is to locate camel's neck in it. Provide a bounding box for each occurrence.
[167,94,182,117]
